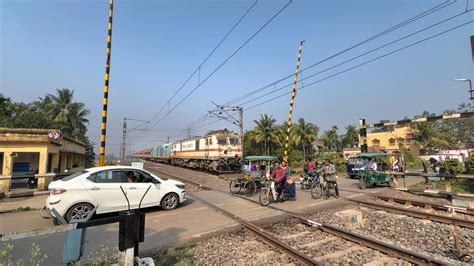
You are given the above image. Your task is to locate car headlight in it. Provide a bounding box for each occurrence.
[176,184,185,189]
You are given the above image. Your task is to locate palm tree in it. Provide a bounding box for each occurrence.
[321,125,340,151]
[48,89,90,138]
[294,118,318,159]
[412,123,448,154]
[251,114,278,155]
[0,94,13,117]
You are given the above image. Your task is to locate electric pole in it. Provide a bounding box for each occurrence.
[121,118,149,164]
[208,103,244,156]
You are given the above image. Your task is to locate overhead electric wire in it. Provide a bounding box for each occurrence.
[146,0,293,130]
[224,0,457,106]
[238,7,474,107]
[146,0,259,128]
[244,20,474,110]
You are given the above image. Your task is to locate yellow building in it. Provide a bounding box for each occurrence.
[0,128,86,193]
[365,125,420,155]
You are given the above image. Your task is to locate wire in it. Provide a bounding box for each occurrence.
[238,8,474,107]
[224,0,457,106]
[146,0,293,130]
[146,0,259,128]
[244,20,474,111]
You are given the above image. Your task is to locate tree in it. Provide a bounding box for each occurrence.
[412,122,449,154]
[341,125,359,148]
[440,103,474,149]
[293,118,319,160]
[321,125,341,151]
[47,89,90,138]
[249,114,278,155]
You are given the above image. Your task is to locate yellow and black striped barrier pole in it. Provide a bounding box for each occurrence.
[99,0,114,166]
[283,41,304,163]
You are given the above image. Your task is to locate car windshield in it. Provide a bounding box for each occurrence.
[62,170,88,181]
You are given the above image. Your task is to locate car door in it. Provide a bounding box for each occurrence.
[122,170,165,209]
[81,169,127,213]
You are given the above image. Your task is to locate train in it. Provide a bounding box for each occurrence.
[132,129,243,173]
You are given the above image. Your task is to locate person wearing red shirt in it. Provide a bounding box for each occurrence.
[272,162,286,196]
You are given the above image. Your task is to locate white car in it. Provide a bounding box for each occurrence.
[46,166,186,222]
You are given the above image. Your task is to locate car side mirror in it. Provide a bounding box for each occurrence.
[150,178,160,184]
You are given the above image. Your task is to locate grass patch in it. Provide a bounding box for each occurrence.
[153,243,195,266]
[409,179,474,194]
[16,206,32,212]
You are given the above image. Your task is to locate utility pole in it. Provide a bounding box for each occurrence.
[121,118,149,164]
[98,0,115,166]
[167,136,170,143]
[208,104,244,155]
[120,118,127,163]
[283,41,305,163]
[359,118,368,153]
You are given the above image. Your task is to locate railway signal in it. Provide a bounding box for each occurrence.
[98,0,115,166]
[283,41,304,163]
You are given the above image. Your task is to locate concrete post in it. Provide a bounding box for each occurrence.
[37,150,49,190]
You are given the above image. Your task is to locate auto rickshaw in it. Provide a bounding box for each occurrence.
[354,153,399,189]
[229,156,278,196]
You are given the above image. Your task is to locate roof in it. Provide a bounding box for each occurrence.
[85,165,144,172]
[245,156,279,161]
[358,152,390,158]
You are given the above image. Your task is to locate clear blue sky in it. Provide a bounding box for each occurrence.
[2,0,473,155]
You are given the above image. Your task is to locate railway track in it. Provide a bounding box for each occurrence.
[374,195,474,215]
[145,162,451,265]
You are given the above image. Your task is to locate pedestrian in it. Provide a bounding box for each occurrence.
[319,159,339,199]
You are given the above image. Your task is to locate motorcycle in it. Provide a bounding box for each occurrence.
[300,172,318,190]
[259,177,289,206]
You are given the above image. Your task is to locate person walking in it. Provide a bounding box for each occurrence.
[319,159,339,199]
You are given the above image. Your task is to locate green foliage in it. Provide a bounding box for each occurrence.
[153,244,194,266]
[321,125,341,151]
[15,206,32,212]
[439,159,464,176]
[465,155,474,174]
[399,145,423,170]
[314,152,346,173]
[0,89,95,166]
[341,125,359,148]
[0,243,47,265]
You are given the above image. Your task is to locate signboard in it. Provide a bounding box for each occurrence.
[131,162,144,169]
[181,140,196,151]
[48,130,60,140]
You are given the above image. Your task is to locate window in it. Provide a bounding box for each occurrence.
[389,138,396,146]
[372,139,380,146]
[209,138,213,145]
[229,138,239,145]
[63,170,88,181]
[89,170,124,183]
[138,170,160,183]
[217,138,227,145]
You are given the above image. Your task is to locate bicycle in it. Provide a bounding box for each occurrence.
[229,176,258,196]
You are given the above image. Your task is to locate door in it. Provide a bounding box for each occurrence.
[121,170,164,209]
[82,169,127,213]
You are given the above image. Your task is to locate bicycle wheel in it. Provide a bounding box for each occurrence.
[245,180,257,196]
[310,182,323,199]
[259,188,271,206]
[229,179,242,194]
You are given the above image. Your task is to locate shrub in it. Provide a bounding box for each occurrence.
[440,159,463,176]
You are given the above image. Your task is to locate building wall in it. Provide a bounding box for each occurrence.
[0,128,86,192]
[365,126,421,155]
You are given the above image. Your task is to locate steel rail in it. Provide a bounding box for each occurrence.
[145,162,450,265]
[349,198,474,229]
[375,195,474,215]
[190,192,320,265]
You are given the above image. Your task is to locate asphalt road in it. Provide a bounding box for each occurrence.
[0,170,424,265]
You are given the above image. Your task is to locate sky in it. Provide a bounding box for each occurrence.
[2,0,473,156]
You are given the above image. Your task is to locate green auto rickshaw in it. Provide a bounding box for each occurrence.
[229,156,278,196]
[354,153,399,189]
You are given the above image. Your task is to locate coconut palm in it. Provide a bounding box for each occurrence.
[293,118,319,159]
[321,125,341,151]
[412,123,448,154]
[250,114,278,155]
[48,89,90,138]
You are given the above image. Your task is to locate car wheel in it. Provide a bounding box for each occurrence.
[66,203,94,223]
[161,193,179,210]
